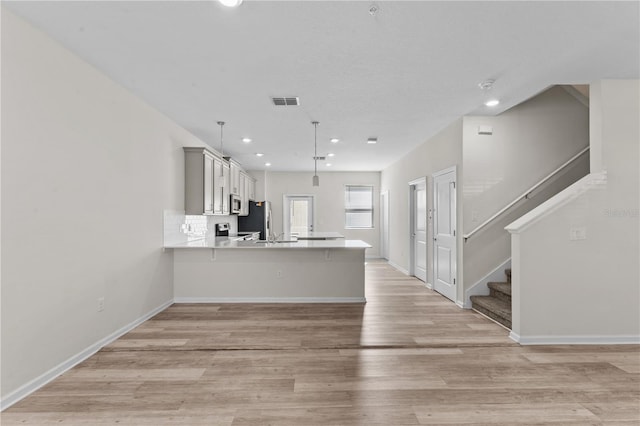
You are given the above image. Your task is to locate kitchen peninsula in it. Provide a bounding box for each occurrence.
[165,237,370,302]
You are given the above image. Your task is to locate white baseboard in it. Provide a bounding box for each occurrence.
[174,297,366,303]
[387,261,409,275]
[510,331,640,345]
[464,258,511,308]
[425,282,433,290]
[0,299,173,411]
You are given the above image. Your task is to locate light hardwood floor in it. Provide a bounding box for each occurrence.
[3,260,639,425]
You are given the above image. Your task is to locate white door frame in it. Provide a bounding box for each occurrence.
[380,191,389,260]
[283,194,316,235]
[408,177,427,281]
[431,166,458,302]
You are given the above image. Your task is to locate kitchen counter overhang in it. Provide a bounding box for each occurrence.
[164,236,369,249]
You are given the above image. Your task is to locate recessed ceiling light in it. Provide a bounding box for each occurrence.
[327,153,335,157]
[265,162,271,167]
[326,163,332,167]
[478,79,496,90]
[218,0,243,7]
[255,153,264,157]
[367,138,377,144]
[242,138,252,143]
[330,138,339,143]
[485,99,500,107]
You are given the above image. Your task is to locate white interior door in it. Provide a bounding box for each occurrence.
[283,195,314,235]
[380,191,389,260]
[412,180,428,282]
[433,168,457,302]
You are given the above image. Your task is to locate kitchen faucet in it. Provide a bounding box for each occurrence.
[268,232,284,243]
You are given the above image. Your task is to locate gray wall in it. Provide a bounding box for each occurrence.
[380,118,464,300]
[1,10,203,401]
[508,80,639,342]
[263,171,381,258]
[462,86,590,290]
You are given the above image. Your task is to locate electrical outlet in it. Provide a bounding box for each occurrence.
[97,297,105,312]
[569,226,587,241]
[276,270,283,278]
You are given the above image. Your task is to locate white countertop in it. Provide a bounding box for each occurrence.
[293,231,344,240]
[165,236,370,249]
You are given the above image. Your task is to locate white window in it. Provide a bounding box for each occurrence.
[345,185,374,229]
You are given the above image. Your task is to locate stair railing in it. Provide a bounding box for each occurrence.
[463,146,590,242]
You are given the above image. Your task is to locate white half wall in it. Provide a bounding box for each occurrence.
[263,171,381,258]
[173,248,366,301]
[1,10,205,402]
[507,80,639,343]
[380,118,463,301]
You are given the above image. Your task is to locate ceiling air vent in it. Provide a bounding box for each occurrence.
[272,97,300,106]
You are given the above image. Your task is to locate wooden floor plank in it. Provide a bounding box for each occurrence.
[2,260,638,425]
[413,403,599,424]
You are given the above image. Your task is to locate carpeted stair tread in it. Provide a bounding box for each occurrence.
[488,281,511,297]
[470,295,512,329]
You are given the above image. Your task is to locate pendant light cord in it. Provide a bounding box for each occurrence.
[312,121,319,176]
[217,121,225,157]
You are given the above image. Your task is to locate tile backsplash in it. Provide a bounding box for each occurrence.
[164,210,238,246]
[183,215,208,236]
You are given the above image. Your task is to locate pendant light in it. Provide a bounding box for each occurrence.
[312,121,320,186]
[217,121,225,157]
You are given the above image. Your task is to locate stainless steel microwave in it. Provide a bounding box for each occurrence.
[230,194,241,214]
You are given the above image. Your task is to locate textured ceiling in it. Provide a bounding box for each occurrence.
[4,1,639,171]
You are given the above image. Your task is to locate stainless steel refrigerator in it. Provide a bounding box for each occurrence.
[237,201,272,241]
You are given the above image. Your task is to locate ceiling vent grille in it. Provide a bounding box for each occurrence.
[272,97,300,106]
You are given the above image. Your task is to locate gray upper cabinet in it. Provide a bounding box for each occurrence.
[248,177,256,201]
[238,172,247,216]
[230,161,241,195]
[184,148,215,215]
[184,147,249,216]
[238,172,257,215]
[212,157,224,215]
[222,162,230,215]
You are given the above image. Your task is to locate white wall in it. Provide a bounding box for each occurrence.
[507,80,639,343]
[463,87,590,291]
[1,10,205,402]
[380,119,463,298]
[264,171,380,258]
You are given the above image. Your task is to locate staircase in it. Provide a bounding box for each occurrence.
[470,269,512,329]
